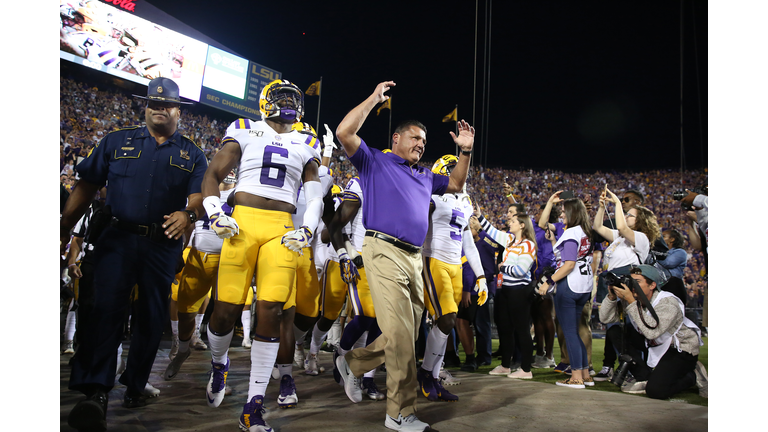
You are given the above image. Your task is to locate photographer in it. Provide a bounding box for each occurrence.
[599,265,707,399]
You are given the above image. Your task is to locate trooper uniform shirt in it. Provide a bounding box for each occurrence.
[76,125,207,225]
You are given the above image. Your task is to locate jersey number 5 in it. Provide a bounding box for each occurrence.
[261,145,289,188]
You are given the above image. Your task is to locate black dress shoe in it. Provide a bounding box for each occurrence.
[460,359,478,372]
[123,388,148,408]
[68,390,108,432]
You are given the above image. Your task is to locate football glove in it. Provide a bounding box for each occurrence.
[475,276,488,306]
[322,123,336,158]
[281,226,312,254]
[337,248,361,284]
[210,213,239,239]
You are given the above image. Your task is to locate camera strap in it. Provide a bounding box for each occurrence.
[629,278,659,330]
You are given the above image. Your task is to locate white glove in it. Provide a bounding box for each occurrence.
[210,213,239,239]
[281,226,312,254]
[322,123,336,158]
[475,276,488,306]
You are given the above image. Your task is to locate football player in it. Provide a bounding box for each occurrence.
[163,171,237,380]
[200,79,323,432]
[417,155,488,402]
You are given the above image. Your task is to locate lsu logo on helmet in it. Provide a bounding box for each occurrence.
[431,154,458,176]
[331,185,344,196]
[291,121,319,148]
[259,79,304,122]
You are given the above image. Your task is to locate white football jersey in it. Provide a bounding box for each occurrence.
[423,193,473,265]
[192,188,234,254]
[224,119,321,206]
[343,177,366,253]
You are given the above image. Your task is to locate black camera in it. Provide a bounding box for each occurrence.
[611,353,636,387]
[672,185,707,211]
[604,272,634,291]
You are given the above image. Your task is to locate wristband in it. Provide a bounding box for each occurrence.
[202,196,223,219]
[506,193,513,197]
[336,247,348,258]
[68,263,78,268]
[323,144,334,158]
[461,149,472,156]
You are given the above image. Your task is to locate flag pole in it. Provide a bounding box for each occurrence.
[315,76,323,130]
[388,96,392,149]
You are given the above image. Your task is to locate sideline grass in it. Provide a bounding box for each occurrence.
[452,336,708,407]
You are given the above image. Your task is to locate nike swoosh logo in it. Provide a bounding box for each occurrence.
[284,225,292,228]
[207,393,215,404]
[394,418,402,425]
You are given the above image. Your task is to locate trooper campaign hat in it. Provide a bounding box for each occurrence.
[132,77,194,105]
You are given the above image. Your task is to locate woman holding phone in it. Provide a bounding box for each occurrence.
[537,191,594,388]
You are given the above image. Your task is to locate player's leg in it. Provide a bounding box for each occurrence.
[309,259,347,376]
[241,286,253,348]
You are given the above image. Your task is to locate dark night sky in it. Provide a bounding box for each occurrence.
[140,1,707,171]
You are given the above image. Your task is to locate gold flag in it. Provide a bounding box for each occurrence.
[376,98,391,116]
[305,81,321,96]
[442,107,457,122]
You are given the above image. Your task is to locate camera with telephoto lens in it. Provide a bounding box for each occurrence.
[672,184,707,211]
[611,353,636,387]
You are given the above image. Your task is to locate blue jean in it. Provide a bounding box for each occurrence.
[554,278,590,371]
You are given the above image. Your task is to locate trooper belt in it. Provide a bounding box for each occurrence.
[365,230,421,254]
[110,217,177,244]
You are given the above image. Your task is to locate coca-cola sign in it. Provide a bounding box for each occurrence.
[101,0,136,13]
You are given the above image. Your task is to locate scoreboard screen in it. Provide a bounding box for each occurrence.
[59,0,281,118]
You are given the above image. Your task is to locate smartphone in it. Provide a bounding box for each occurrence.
[560,190,575,200]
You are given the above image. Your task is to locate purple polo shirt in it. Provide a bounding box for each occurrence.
[349,139,449,246]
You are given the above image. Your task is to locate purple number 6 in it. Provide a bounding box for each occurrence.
[260,145,289,187]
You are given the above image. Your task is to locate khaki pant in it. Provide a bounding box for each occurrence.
[344,236,424,418]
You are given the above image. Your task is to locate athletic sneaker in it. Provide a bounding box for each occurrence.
[488,365,512,376]
[294,345,305,368]
[362,377,385,400]
[433,376,458,402]
[241,338,252,349]
[277,375,298,409]
[621,377,647,394]
[164,348,190,380]
[417,367,438,401]
[63,340,75,354]
[555,378,585,389]
[191,331,208,350]
[239,395,273,432]
[169,336,179,360]
[439,367,460,385]
[304,352,320,376]
[553,362,570,373]
[589,366,596,376]
[336,354,362,403]
[594,366,613,382]
[694,361,708,398]
[206,358,230,407]
[384,413,430,432]
[507,369,533,379]
[143,382,161,398]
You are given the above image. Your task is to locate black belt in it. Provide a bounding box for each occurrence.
[110,218,177,244]
[365,231,421,254]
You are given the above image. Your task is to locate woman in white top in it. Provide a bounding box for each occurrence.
[593,187,661,273]
[536,194,594,389]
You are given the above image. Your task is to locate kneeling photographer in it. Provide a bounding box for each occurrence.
[598,265,707,399]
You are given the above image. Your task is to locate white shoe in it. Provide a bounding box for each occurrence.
[191,331,208,350]
[439,367,460,385]
[143,382,160,398]
[63,340,75,354]
[294,344,305,368]
[304,352,319,376]
[242,338,252,348]
[336,354,362,403]
[169,336,179,360]
[384,413,430,431]
[507,369,533,379]
[488,365,511,376]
